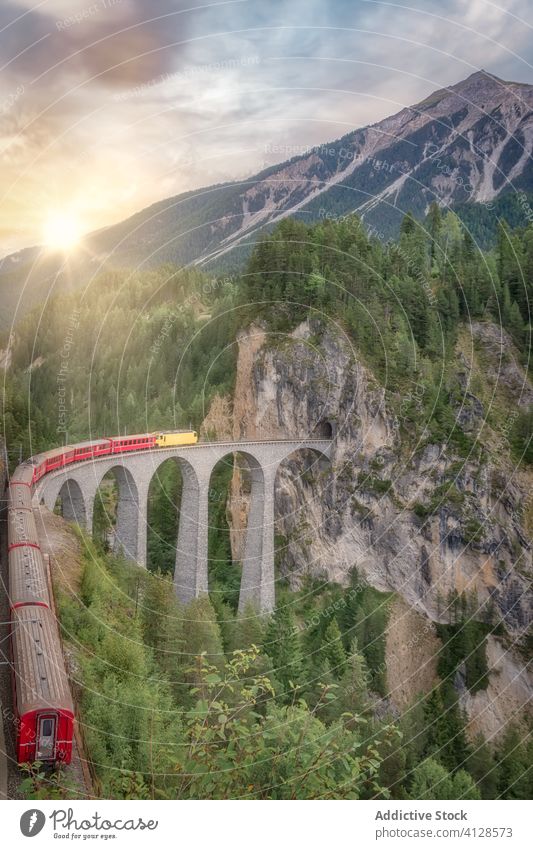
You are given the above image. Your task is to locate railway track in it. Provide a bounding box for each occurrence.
[0,466,17,798]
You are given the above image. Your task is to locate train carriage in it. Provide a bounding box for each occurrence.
[110,433,157,453]
[30,458,47,484]
[10,462,35,487]
[29,451,57,483]
[8,481,33,511]
[71,438,112,461]
[7,428,199,767]
[39,448,67,475]
[9,545,50,611]
[8,508,40,550]
[11,606,74,764]
[63,448,76,465]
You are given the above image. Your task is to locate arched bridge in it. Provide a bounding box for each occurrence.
[35,439,333,613]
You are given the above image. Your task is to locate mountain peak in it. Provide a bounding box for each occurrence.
[413,68,532,118]
[453,68,510,90]
[462,69,503,82]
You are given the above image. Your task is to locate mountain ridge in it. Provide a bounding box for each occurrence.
[1,69,532,330]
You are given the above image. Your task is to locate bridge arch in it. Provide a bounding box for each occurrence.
[145,456,204,602]
[52,478,87,525]
[276,443,332,469]
[33,437,333,613]
[93,465,141,562]
[204,450,267,614]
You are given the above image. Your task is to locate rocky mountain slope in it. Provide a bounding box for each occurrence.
[2,70,532,330]
[202,318,533,736]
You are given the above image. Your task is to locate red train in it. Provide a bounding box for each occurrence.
[11,606,74,765]
[7,430,197,766]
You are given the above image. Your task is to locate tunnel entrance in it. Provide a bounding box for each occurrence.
[312,420,334,439]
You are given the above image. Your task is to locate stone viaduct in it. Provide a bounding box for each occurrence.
[34,440,332,614]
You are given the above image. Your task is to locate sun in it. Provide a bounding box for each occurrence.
[42,212,83,253]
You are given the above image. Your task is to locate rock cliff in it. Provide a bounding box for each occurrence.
[205,318,533,734]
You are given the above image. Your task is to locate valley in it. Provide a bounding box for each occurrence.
[2,198,531,800]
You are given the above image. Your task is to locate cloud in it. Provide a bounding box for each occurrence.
[0,0,197,89]
[0,0,532,253]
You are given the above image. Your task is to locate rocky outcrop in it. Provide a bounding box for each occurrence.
[385,597,441,710]
[225,319,531,638]
[461,636,533,740]
[202,316,532,736]
[200,394,233,441]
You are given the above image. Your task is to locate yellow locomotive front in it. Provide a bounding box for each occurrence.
[154,430,198,447]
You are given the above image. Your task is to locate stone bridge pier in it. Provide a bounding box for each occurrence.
[34,440,332,614]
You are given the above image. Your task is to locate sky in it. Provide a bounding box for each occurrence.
[0,0,532,254]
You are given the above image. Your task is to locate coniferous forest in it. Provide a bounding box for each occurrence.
[3,204,532,800]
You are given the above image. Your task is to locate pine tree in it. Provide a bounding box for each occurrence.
[427,201,442,267]
[181,595,225,667]
[209,593,237,654]
[378,731,407,799]
[451,769,481,800]
[400,695,429,775]
[231,603,266,652]
[409,758,453,800]
[264,603,303,698]
[507,300,525,345]
[338,637,369,714]
[497,726,531,799]
[424,685,469,772]
[322,617,347,678]
[465,735,498,799]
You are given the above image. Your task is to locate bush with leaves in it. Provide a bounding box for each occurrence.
[173,647,398,799]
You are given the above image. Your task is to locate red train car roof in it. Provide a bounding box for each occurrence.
[12,606,74,717]
[10,463,35,486]
[8,508,40,548]
[9,546,50,610]
[8,483,33,511]
[111,433,155,441]
[72,439,112,450]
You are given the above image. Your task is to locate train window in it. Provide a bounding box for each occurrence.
[37,716,56,760]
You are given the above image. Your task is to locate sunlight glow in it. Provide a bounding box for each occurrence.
[42,212,84,252]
